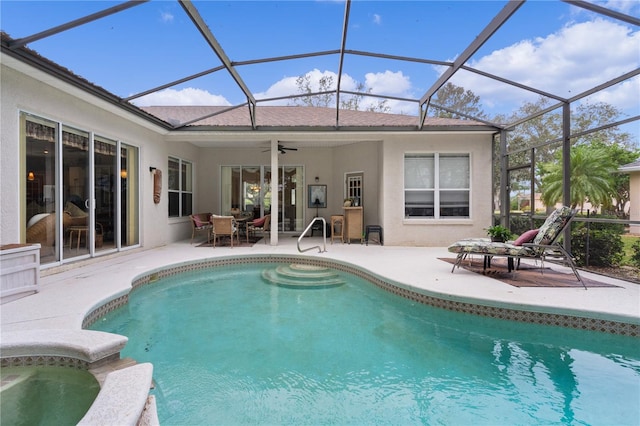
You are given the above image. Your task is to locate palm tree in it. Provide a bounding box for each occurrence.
[540,145,616,210]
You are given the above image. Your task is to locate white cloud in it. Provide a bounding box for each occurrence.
[601,0,639,15]
[372,13,382,25]
[253,69,415,113]
[160,11,174,23]
[364,70,411,96]
[132,88,231,106]
[131,18,637,119]
[449,18,640,112]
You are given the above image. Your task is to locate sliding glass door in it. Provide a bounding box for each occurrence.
[22,112,139,265]
[62,125,91,260]
[221,165,304,232]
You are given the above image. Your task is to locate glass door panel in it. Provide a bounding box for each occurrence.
[282,166,303,231]
[242,167,261,219]
[121,143,139,248]
[94,136,116,252]
[62,126,90,260]
[24,115,58,264]
[263,167,273,217]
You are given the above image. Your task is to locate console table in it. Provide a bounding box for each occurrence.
[343,207,363,244]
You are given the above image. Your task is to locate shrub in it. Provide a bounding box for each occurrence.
[571,226,623,267]
[631,239,640,268]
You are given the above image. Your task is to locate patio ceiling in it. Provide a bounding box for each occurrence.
[1,0,639,136]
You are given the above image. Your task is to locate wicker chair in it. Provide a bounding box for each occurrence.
[189,213,212,244]
[211,216,239,248]
[246,214,270,244]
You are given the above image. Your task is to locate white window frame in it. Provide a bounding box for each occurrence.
[168,156,193,218]
[404,153,471,219]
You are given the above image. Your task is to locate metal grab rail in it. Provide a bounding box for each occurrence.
[297,217,327,253]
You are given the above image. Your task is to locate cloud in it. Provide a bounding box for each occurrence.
[372,13,382,25]
[132,88,231,106]
[253,69,416,113]
[130,18,637,119]
[600,0,639,15]
[449,18,640,112]
[160,11,174,23]
[364,70,411,96]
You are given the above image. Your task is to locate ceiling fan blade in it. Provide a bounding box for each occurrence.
[263,144,297,153]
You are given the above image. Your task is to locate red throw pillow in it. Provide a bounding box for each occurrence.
[514,229,539,246]
[252,216,266,226]
[193,217,206,227]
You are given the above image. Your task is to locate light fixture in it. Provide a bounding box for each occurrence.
[149,166,157,173]
[120,169,127,179]
[27,171,35,181]
[315,176,319,183]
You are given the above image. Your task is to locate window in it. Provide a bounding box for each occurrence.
[168,156,193,217]
[404,153,470,218]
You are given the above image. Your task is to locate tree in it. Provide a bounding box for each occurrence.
[291,73,390,113]
[539,144,616,210]
[588,140,639,217]
[292,74,334,108]
[430,83,487,120]
[493,97,637,213]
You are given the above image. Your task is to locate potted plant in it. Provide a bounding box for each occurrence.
[486,225,512,242]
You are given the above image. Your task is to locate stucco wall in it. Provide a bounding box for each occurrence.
[2,59,494,253]
[0,62,198,249]
[381,133,494,246]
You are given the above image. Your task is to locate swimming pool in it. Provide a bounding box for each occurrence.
[91,262,640,425]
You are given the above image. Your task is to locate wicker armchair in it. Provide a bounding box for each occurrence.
[211,216,239,248]
[189,213,212,244]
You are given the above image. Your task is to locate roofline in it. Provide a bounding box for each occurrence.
[1,31,500,134]
[2,32,175,131]
[175,125,498,133]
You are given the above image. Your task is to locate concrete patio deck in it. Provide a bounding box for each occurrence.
[2,236,639,333]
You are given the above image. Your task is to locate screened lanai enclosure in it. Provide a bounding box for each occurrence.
[1,0,639,270]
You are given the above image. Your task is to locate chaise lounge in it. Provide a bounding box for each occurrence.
[447,206,586,289]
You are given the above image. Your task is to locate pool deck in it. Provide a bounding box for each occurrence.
[2,236,639,333]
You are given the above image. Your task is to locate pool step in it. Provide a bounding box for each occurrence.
[262,264,345,289]
[89,357,139,387]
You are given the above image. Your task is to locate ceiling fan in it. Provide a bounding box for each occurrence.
[262,144,298,154]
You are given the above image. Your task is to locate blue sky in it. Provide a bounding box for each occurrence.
[2,0,639,133]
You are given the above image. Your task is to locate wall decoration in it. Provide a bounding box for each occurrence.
[308,184,327,208]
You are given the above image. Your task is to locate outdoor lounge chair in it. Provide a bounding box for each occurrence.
[447,206,586,289]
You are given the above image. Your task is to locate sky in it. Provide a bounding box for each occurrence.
[1,0,639,135]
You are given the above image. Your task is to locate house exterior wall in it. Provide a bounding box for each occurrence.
[381,133,494,246]
[2,59,494,254]
[0,62,198,250]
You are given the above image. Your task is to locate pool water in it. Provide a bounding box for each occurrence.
[91,263,640,425]
[0,366,100,425]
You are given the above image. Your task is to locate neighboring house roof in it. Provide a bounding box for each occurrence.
[141,105,490,131]
[619,160,640,173]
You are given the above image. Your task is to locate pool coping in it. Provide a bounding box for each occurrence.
[84,254,640,335]
[2,253,638,426]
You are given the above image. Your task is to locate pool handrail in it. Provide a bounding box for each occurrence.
[297,217,327,253]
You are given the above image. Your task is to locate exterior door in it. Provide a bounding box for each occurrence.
[345,172,363,207]
[62,125,91,260]
[94,136,117,253]
[22,112,139,265]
